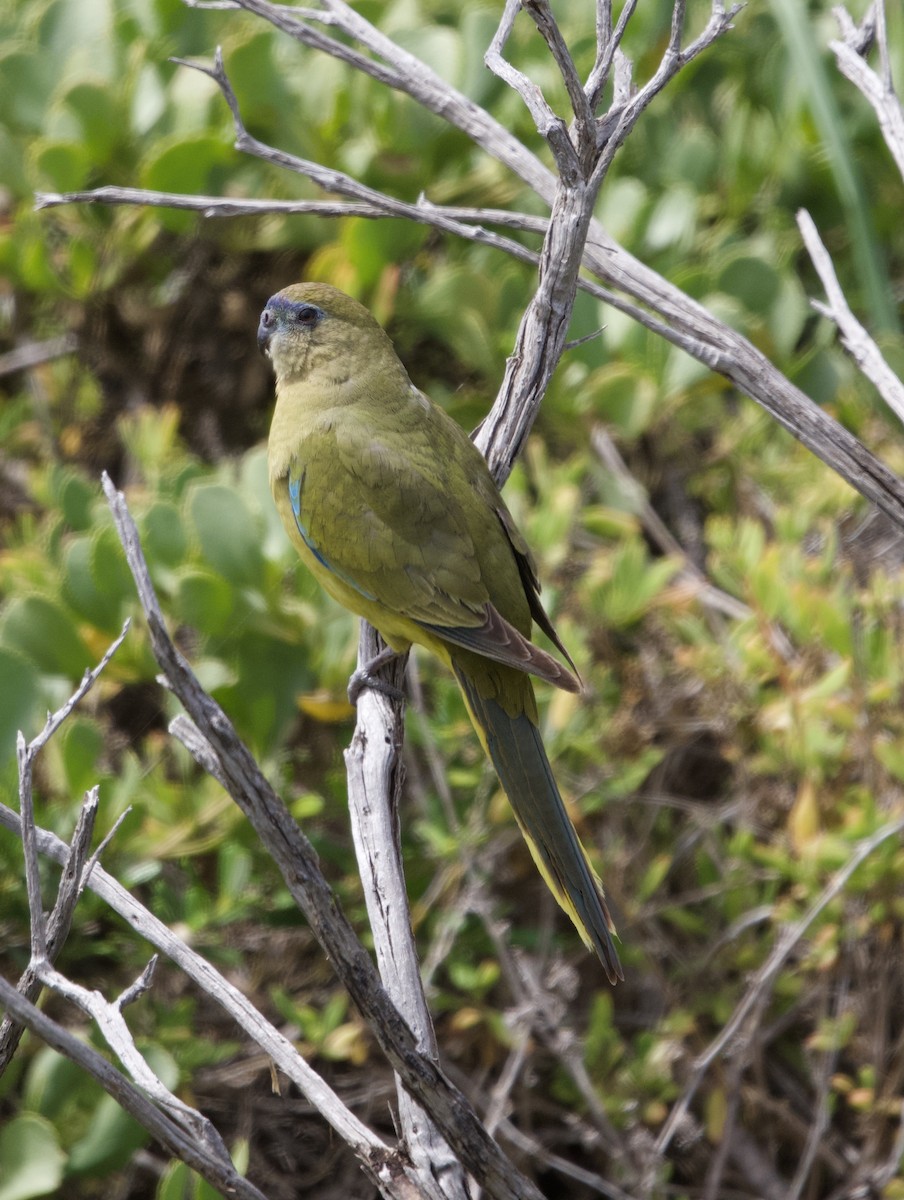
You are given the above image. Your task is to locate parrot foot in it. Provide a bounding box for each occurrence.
[348,647,406,705]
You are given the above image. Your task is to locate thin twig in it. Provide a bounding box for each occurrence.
[797,208,904,424]
[656,813,904,1155]
[0,334,77,377]
[82,805,133,890]
[495,1117,640,1200]
[0,786,99,1073]
[485,0,578,171]
[585,0,636,110]
[831,3,904,180]
[590,425,752,622]
[15,622,130,963]
[786,976,849,1200]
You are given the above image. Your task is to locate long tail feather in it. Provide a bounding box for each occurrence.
[454,665,622,983]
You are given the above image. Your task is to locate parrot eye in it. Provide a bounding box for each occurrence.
[294,304,323,328]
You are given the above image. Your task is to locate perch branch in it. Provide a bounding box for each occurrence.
[345,624,468,1200]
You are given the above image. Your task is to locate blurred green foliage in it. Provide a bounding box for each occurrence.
[2,0,904,1196]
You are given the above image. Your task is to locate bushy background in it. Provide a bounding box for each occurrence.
[2,1,904,1197]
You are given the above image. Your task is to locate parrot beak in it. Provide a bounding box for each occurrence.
[257,307,275,356]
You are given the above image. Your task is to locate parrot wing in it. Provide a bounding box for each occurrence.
[283,410,579,690]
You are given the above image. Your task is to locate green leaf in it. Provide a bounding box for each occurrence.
[188,484,264,588]
[21,1047,85,1121]
[67,1092,148,1176]
[717,254,781,314]
[90,528,134,620]
[62,80,121,160]
[586,539,679,629]
[0,1114,65,1200]
[139,134,226,230]
[60,716,104,795]
[29,138,92,192]
[63,537,112,629]
[0,595,92,677]
[0,647,40,764]
[143,500,189,567]
[174,568,235,637]
[643,183,697,253]
[155,1161,192,1200]
[54,470,96,532]
[0,49,56,130]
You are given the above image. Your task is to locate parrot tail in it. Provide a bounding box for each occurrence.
[453,665,623,983]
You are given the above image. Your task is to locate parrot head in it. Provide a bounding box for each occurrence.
[258,283,397,385]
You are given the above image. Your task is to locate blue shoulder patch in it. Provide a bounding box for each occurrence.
[288,476,331,570]
[286,475,375,601]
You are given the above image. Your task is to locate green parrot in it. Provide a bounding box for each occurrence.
[259,283,621,982]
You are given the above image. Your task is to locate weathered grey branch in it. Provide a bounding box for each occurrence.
[797,208,904,425]
[0,785,98,1073]
[35,5,904,527]
[0,334,77,377]
[832,2,904,180]
[0,791,422,1199]
[346,625,467,1200]
[0,975,270,1200]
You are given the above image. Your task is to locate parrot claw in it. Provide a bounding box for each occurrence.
[348,671,406,705]
[348,647,406,705]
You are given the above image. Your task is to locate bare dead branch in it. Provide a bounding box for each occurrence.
[797,208,904,424]
[0,975,271,1200]
[0,334,77,377]
[0,795,414,1191]
[0,786,98,1073]
[346,624,467,1200]
[832,3,904,180]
